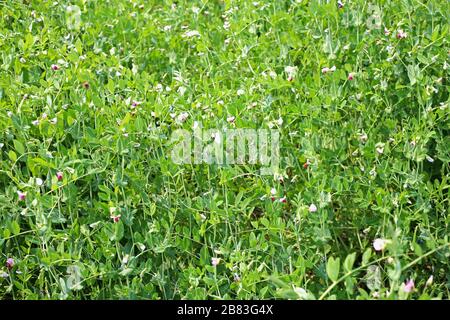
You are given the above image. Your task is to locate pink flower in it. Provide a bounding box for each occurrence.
[56,171,63,181]
[397,29,407,39]
[348,73,354,81]
[373,238,388,251]
[322,66,336,74]
[303,159,311,169]
[270,188,277,201]
[403,279,415,293]
[308,204,317,213]
[111,214,121,223]
[279,196,287,203]
[17,191,26,201]
[51,64,60,71]
[227,116,236,124]
[6,258,14,270]
[211,257,220,267]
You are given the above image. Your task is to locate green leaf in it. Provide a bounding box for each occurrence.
[8,150,17,162]
[362,248,372,265]
[114,221,124,241]
[326,257,340,282]
[343,252,356,273]
[200,245,210,266]
[10,220,20,235]
[13,140,25,155]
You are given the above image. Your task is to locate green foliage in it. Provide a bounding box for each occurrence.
[0,0,449,300]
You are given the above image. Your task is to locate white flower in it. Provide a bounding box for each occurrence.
[227,116,236,124]
[426,155,434,163]
[270,188,277,195]
[322,66,336,74]
[293,287,311,300]
[32,119,39,126]
[396,29,407,39]
[163,25,172,32]
[376,142,385,154]
[50,117,57,125]
[308,204,317,213]
[7,111,13,117]
[373,238,389,251]
[237,89,245,96]
[359,132,368,143]
[155,83,163,92]
[177,112,189,123]
[284,65,298,80]
[177,86,186,96]
[36,178,44,186]
[426,275,433,287]
[211,257,220,266]
[182,30,201,38]
[276,117,283,126]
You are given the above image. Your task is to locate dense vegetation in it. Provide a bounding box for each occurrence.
[0,0,449,299]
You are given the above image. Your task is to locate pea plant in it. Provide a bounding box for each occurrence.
[0,0,449,300]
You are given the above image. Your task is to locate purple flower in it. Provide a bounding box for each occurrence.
[6,258,14,270]
[397,30,407,39]
[51,64,60,71]
[56,171,63,181]
[211,257,220,267]
[17,191,26,201]
[403,279,415,293]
